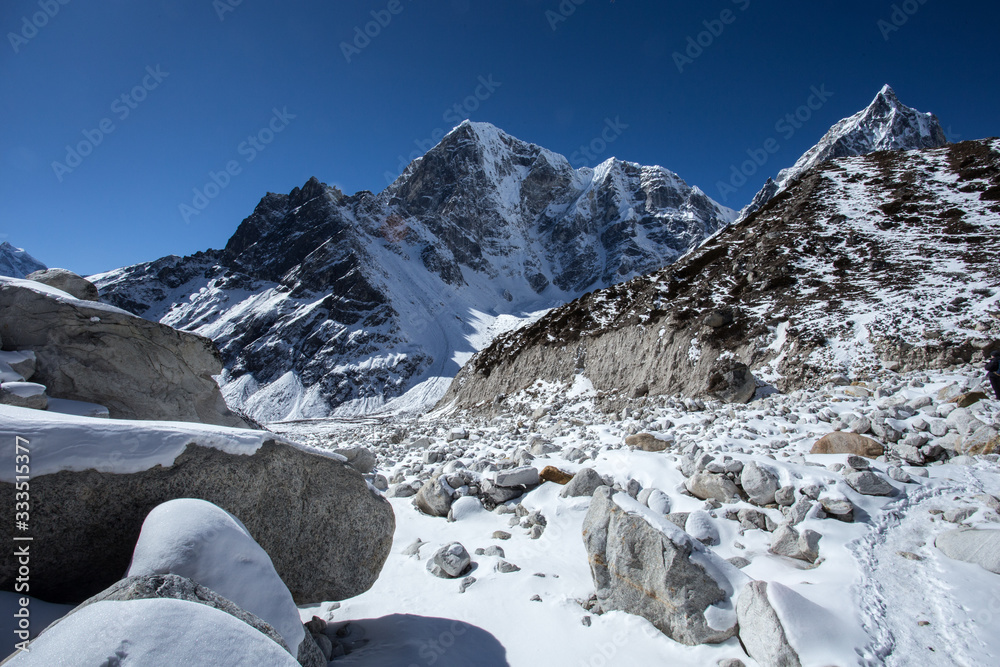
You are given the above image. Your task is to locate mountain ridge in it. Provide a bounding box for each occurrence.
[94,121,736,422]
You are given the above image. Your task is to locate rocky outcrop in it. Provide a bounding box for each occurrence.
[0,277,245,426]
[0,438,394,605]
[582,487,747,645]
[25,268,99,301]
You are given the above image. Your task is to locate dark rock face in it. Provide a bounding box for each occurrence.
[440,139,1000,411]
[93,122,735,421]
[0,440,395,605]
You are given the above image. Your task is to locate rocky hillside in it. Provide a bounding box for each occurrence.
[93,122,735,422]
[739,85,948,221]
[438,138,1000,414]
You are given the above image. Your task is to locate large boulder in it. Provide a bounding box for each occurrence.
[0,277,245,426]
[741,461,780,506]
[126,499,304,655]
[0,408,395,605]
[706,357,757,404]
[810,431,884,458]
[582,487,748,646]
[25,268,99,301]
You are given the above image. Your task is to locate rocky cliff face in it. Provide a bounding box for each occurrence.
[94,122,735,422]
[739,85,948,220]
[438,139,1000,414]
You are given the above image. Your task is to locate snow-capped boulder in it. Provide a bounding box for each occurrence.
[0,381,47,410]
[0,277,246,426]
[126,499,304,656]
[25,268,99,301]
[0,407,394,605]
[69,573,290,652]
[582,487,749,645]
[0,350,36,381]
[4,598,300,666]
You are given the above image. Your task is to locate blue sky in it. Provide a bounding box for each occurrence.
[2,0,997,275]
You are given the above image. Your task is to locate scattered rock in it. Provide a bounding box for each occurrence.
[845,470,895,497]
[494,466,540,488]
[625,433,671,452]
[769,524,821,563]
[685,472,741,503]
[495,560,521,574]
[540,466,574,485]
[414,477,455,517]
[426,542,473,579]
[810,431,885,458]
[740,461,780,506]
[560,467,606,498]
[955,392,987,408]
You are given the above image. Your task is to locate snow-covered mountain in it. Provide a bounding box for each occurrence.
[739,85,948,220]
[93,122,736,422]
[440,138,1000,413]
[0,241,46,278]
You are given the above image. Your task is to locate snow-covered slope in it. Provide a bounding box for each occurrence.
[739,85,948,221]
[93,122,736,422]
[440,138,1000,412]
[0,241,46,278]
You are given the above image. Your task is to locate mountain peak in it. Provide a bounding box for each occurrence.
[0,241,47,279]
[739,85,947,220]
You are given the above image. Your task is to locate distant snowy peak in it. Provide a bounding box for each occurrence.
[740,85,948,220]
[0,241,47,279]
